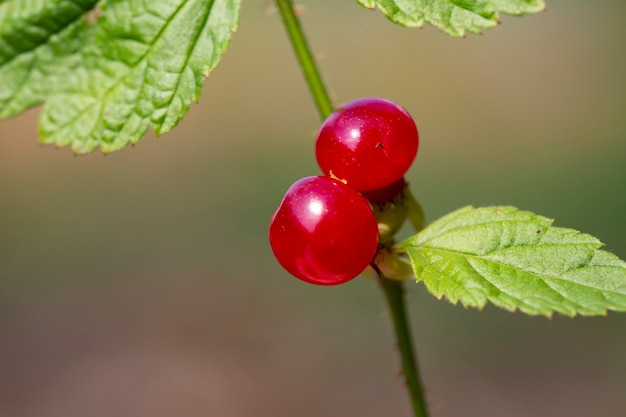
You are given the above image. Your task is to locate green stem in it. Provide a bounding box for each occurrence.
[377,274,429,417]
[275,0,334,120]
[276,2,429,416]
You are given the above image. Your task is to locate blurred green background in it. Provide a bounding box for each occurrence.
[1,1,625,416]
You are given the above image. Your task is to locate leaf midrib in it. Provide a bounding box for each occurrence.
[414,245,626,297]
[47,0,205,145]
[0,0,97,67]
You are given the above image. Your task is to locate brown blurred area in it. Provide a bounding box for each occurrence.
[1,1,625,416]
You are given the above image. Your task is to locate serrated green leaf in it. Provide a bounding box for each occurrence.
[0,0,240,154]
[356,0,545,36]
[401,206,626,317]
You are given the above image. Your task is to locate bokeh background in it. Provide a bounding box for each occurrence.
[1,1,625,416]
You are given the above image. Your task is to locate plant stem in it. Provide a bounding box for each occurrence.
[276,2,429,416]
[378,273,430,417]
[275,0,334,120]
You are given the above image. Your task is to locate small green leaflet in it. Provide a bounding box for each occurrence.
[0,0,240,154]
[356,0,546,36]
[401,206,626,317]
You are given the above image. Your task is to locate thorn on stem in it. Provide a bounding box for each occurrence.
[293,4,307,17]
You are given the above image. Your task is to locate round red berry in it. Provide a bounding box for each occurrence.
[269,176,379,285]
[360,177,407,204]
[315,98,419,192]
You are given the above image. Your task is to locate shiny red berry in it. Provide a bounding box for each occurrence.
[315,98,419,192]
[269,176,379,285]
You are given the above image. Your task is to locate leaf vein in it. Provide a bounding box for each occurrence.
[156,0,214,130]
[422,246,626,298]
[50,0,191,148]
[0,0,95,68]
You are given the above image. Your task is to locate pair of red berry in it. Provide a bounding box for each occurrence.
[269,98,419,285]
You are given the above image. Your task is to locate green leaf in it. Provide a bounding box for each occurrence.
[401,206,626,317]
[356,0,545,36]
[0,0,240,154]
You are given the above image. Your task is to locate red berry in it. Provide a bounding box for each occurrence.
[269,176,379,285]
[315,98,419,192]
[360,177,407,204]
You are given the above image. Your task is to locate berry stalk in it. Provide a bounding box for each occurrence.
[275,2,429,416]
